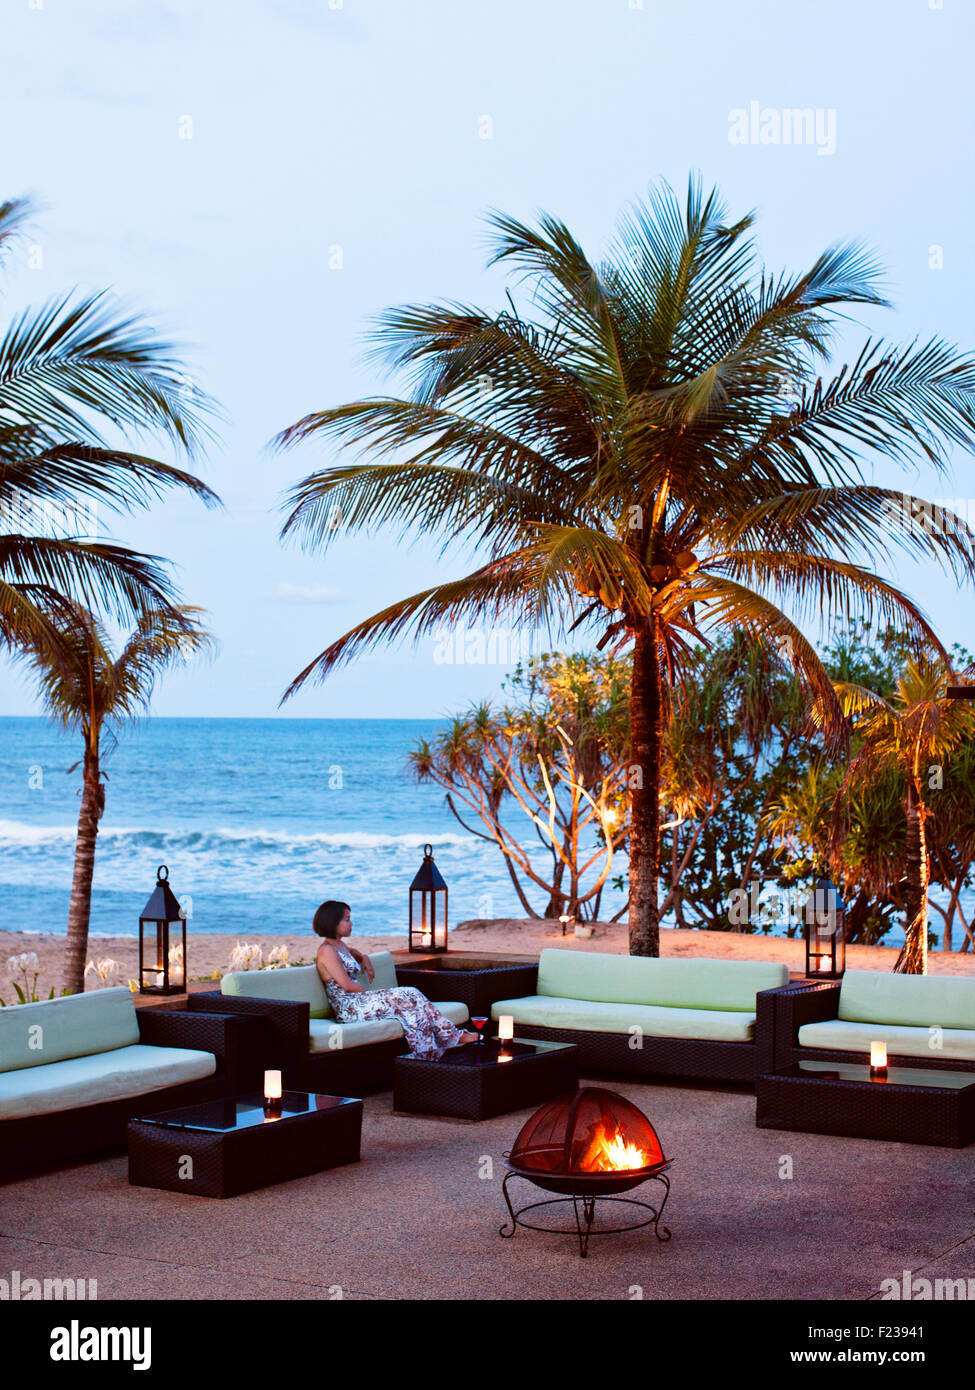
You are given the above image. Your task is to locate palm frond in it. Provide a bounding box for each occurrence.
[0,534,177,626]
[832,680,898,721]
[0,197,33,266]
[0,290,220,455]
[280,561,544,700]
[707,550,950,663]
[727,485,975,582]
[0,441,220,516]
[741,337,975,480]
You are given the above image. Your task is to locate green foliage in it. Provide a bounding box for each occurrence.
[1,952,69,1005]
[457,626,975,948]
[766,623,975,951]
[658,629,809,931]
[411,651,630,918]
[0,195,219,658]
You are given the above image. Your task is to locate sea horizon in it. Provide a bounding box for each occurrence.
[0,716,629,943]
[2,716,958,952]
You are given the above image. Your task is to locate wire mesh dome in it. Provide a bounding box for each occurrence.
[507,1087,670,1196]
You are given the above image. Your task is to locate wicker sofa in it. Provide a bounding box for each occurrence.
[0,986,250,1177]
[766,970,975,1075]
[489,948,789,1083]
[187,951,473,1093]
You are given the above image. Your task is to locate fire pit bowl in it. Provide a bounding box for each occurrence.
[500,1087,672,1257]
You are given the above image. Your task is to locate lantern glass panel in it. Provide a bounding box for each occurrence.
[138,865,187,994]
[804,878,845,979]
[408,843,448,952]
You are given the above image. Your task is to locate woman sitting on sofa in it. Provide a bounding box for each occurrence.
[313,900,478,1060]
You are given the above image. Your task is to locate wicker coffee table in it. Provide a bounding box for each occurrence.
[393,1039,578,1121]
[128,1090,363,1197]
[756,1059,975,1148]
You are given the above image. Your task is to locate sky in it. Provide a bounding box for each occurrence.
[1,0,973,718]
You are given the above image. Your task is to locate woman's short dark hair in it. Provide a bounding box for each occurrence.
[313,901,350,939]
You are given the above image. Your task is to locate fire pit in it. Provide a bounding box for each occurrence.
[500,1087,672,1257]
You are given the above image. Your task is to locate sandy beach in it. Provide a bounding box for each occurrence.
[3,917,974,995]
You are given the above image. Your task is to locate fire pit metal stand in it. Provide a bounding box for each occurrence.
[499,1169,671,1258]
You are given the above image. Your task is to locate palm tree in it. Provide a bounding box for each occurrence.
[13,600,213,994]
[0,197,220,654]
[832,660,975,973]
[275,176,975,956]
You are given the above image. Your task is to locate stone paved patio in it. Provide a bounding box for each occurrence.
[2,1076,973,1300]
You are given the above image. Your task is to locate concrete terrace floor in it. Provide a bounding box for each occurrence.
[2,1076,974,1301]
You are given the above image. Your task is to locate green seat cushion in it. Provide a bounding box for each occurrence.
[308,999,468,1052]
[838,970,975,1031]
[426,999,468,1027]
[222,964,332,1018]
[536,949,787,1010]
[0,986,140,1073]
[491,995,756,1043]
[308,1017,404,1052]
[799,1018,975,1063]
[0,1044,215,1120]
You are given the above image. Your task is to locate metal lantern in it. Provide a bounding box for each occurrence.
[408,842,448,953]
[804,875,846,979]
[139,864,187,994]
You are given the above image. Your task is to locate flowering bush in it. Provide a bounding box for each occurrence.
[1,952,64,1006]
[226,942,300,973]
[227,941,264,972]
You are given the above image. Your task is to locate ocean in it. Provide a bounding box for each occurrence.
[0,717,626,943]
[0,717,960,952]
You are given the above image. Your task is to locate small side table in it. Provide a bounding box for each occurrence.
[394,1039,578,1121]
[756,1060,975,1148]
[128,1090,362,1197]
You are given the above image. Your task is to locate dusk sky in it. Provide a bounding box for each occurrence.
[1,0,973,718]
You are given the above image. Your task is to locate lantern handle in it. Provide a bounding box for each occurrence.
[423,842,433,858]
[157,864,169,882]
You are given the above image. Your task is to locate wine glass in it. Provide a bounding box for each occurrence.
[470,1016,489,1045]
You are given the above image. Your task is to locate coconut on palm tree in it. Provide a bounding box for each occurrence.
[832,659,975,974]
[275,176,975,956]
[0,196,220,655]
[13,600,213,995]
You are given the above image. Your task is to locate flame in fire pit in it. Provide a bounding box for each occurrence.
[579,1122,654,1173]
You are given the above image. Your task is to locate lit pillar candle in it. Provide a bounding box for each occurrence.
[263,1070,283,1116]
[498,1015,514,1045]
[870,1041,887,1079]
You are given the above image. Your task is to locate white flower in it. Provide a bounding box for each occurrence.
[7,952,40,975]
[227,941,263,972]
[84,957,121,986]
[266,944,289,970]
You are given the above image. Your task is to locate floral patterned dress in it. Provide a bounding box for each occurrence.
[323,945,467,1061]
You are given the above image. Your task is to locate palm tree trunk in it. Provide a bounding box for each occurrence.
[64,748,101,994]
[628,619,662,956]
[895,780,928,975]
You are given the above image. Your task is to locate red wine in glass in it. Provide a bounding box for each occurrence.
[470,1016,488,1044]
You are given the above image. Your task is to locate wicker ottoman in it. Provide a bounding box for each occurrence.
[393,1039,578,1121]
[128,1091,363,1197]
